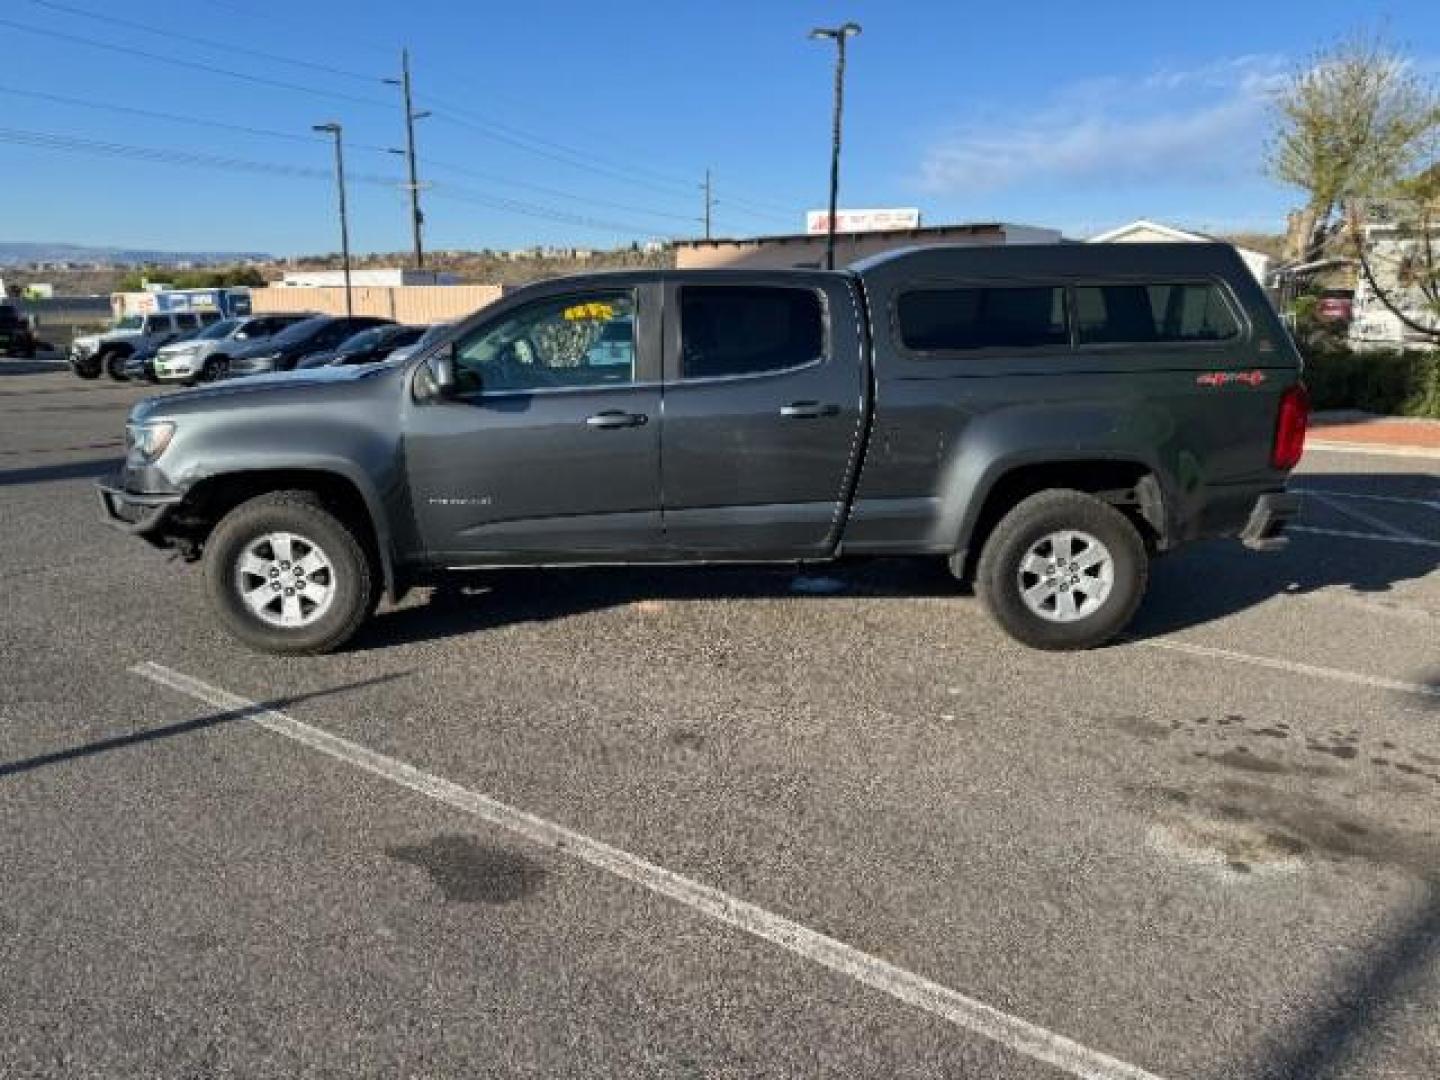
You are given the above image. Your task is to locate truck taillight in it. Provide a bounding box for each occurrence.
[1272,383,1309,470]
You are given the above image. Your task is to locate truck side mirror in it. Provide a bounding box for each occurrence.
[432,343,459,398]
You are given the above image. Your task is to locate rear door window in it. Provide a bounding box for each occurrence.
[897,286,1068,352]
[1074,283,1240,345]
[679,286,824,379]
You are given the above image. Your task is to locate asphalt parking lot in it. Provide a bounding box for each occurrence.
[2,368,1437,1079]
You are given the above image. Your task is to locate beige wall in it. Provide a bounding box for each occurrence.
[674,229,1013,269]
[249,284,505,323]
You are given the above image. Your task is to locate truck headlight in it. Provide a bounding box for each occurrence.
[125,421,176,462]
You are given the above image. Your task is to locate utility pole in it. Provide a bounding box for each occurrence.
[809,22,861,271]
[312,122,353,317]
[701,168,714,240]
[385,48,430,270]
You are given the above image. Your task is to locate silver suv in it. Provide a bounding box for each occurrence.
[154,313,312,385]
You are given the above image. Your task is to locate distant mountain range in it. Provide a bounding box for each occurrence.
[0,242,270,266]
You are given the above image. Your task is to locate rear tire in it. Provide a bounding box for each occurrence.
[103,349,129,381]
[204,491,377,655]
[975,489,1147,651]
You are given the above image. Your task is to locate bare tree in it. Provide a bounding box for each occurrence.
[1267,34,1440,261]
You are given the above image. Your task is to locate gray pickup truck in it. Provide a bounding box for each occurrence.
[99,244,1306,654]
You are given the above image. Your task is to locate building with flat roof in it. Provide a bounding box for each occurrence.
[280,268,460,288]
[673,222,1063,270]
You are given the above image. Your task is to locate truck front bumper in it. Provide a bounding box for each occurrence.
[97,477,182,544]
[1240,492,1301,552]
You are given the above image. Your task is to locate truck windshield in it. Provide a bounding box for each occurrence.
[113,315,144,331]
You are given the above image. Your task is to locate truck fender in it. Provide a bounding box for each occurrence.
[934,403,1180,557]
[183,458,402,600]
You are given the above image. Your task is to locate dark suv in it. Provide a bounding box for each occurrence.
[226,315,394,377]
[0,303,38,358]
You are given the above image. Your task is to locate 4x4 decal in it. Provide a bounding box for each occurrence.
[1197,370,1266,388]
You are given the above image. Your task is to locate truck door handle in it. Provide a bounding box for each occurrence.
[780,401,839,419]
[585,410,648,429]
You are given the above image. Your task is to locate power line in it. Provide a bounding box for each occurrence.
[0,84,394,154]
[427,187,665,238]
[423,98,795,224]
[0,16,393,110]
[422,94,699,194]
[0,84,701,227]
[0,126,667,237]
[419,157,699,225]
[0,126,397,184]
[193,0,396,57]
[19,0,382,85]
[6,5,800,226]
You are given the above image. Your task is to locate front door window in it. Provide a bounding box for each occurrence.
[454,290,636,394]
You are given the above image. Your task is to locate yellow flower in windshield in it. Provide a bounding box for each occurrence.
[563,302,614,322]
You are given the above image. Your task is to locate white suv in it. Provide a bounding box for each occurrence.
[70,311,221,381]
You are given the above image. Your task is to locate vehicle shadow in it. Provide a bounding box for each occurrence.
[0,456,119,488]
[355,558,960,652]
[1129,472,1438,640]
[1258,879,1440,1078]
[0,671,408,780]
[356,471,1436,652]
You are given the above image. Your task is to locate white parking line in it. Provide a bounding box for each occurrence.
[1137,640,1440,700]
[131,660,1165,1080]
[1304,492,1426,542]
[1293,489,1440,513]
[1305,441,1440,461]
[1290,525,1440,549]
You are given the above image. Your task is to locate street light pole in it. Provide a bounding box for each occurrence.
[809,22,861,271]
[313,121,353,317]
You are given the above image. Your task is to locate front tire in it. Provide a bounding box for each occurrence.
[72,356,102,379]
[102,349,129,381]
[204,491,377,655]
[975,489,1147,651]
[199,355,228,382]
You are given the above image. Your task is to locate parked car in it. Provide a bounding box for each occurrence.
[0,303,38,358]
[385,321,453,366]
[154,313,313,385]
[296,324,427,369]
[1316,288,1354,324]
[99,244,1306,655]
[224,316,394,378]
[70,310,223,380]
[123,322,216,383]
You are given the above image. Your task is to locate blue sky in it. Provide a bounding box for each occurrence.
[1,0,1436,255]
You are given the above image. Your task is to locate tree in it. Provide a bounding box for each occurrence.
[1268,34,1440,341]
[116,265,267,292]
[1267,34,1440,261]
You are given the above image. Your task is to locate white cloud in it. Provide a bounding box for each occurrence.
[917,56,1290,195]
